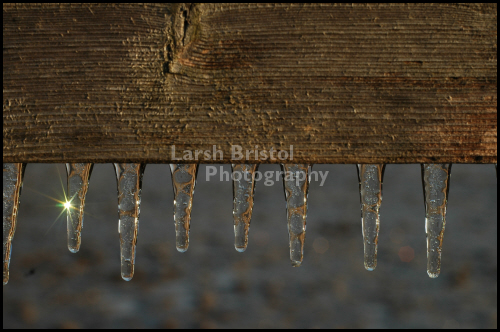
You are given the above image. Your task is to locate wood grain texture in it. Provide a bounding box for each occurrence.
[3,3,497,163]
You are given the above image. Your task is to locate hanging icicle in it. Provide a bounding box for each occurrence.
[114,163,146,281]
[232,164,258,252]
[421,163,452,278]
[356,164,385,271]
[3,163,26,285]
[65,163,93,253]
[170,164,198,252]
[281,164,311,267]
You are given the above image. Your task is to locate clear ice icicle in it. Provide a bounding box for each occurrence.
[114,163,146,281]
[65,163,93,253]
[232,164,258,252]
[170,164,198,252]
[356,164,385,271]
[421,163,451,278]
[3,163,26,285]
[281,164,311,267]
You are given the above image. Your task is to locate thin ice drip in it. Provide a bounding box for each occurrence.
[65,163,93,253]
[114,163,145,281]
[170,164,198,252]
[232,164,258,252]
[357,164,385,271]
[421,163,451,278]
[3,163,26,285]
[281,164,311,267]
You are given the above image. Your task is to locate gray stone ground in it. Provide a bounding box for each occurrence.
[2,163,497,328]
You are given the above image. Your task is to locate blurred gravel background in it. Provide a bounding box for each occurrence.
[2,163,497,328]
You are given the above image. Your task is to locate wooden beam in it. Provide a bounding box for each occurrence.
[3,3,497,163]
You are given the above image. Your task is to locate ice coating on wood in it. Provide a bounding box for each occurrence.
[281,164,311,267]
[65,163,93,253]
[114,163,145,281]
[421,163,451,278]
[3,163,25,285]
[232,164,258,252]
[357,164,385,271]
[170,164,198,253]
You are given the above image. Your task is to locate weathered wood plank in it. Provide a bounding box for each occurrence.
[3,3,497,163]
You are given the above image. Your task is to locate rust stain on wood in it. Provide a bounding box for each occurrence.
[3,3,497,163]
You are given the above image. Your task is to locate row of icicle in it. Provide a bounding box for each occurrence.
[3,162,493,284]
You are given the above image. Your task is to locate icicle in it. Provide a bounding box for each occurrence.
[232,164,258,252]
[421,163,452,278]
[65,163,93,253]
[356,164,385,271]
[281,164,311,267]
[3,163,26,285]
[114,163,146,281]
[170,164,198,252]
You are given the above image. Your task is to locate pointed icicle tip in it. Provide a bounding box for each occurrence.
[232,164,258,252]
[114,163,146,281]
[421,163,451,279]
[170,164,198,253]
[281,164,311,267]
[65,163,93,253]
[3,163,26,286]
[357,164,385,271]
